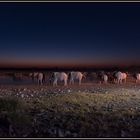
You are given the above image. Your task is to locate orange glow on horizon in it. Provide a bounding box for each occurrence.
[0,57,139,68]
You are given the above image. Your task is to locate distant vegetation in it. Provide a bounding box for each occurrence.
[0,65,140,72]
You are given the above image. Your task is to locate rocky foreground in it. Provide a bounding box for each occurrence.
[0,83,140,137]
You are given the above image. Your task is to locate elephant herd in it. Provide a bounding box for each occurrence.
[29,71,85,86]
[28,71,140,86]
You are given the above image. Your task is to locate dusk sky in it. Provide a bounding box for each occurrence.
[0,2,140,68]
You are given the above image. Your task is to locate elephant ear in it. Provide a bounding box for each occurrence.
[66,72,71,77]
[82,72,87,78]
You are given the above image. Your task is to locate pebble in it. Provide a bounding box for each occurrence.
[67,90,71,93]
[23,88,26,91]
[21,94,24,98]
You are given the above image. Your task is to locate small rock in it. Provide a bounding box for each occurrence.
[23,88,26,91]
[67,90,71,93]
[21,94,24,98]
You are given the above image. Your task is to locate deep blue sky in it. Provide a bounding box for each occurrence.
[0,2,140,68]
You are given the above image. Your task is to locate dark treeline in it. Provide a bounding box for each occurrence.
[0,67,119,73]
[0,65,140,73]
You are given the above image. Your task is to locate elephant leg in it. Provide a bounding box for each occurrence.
[64,79,67,86]
[79,79,81,85]
[53,79,57,86]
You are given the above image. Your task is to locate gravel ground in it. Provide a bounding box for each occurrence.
[0,82,140,138]
[0,82,140,98]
